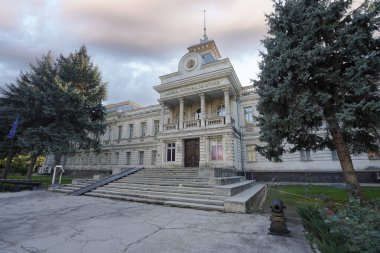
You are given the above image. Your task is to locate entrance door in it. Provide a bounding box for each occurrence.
[184,138,199,167]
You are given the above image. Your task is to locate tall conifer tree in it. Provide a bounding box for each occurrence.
[0,47,107,179]
[255,0,380,200]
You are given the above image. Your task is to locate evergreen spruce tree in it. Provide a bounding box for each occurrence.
[0,46,107,179]
[53,46,107,163]
[255,0,380,200]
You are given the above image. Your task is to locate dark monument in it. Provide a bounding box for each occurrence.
[268,199,291,237]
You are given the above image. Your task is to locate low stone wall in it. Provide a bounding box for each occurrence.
[240,171,380,184]
[63,169,112,178]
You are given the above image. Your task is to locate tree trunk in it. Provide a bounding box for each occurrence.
[25,154,38,180]
[328,122,364,202]
[1,150,15,179]
[54,154,61,166]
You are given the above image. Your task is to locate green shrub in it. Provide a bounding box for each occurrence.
[298,200,380,253]
[0,154,44,175]
[298,205,347,253]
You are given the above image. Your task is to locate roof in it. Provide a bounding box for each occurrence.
[105,100,142,113]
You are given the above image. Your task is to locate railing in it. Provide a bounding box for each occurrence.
[184,120,200,128]
[241,85,255,95]
[163,117,234,130]
[206,117,224,126]
[165,123,178,131]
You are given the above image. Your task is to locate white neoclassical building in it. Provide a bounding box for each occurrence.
[62,36,380,182]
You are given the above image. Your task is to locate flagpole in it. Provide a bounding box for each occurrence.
[2,136,14,179]
[2,116,20,179]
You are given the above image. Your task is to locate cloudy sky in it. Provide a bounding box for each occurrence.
[0,0,275,106]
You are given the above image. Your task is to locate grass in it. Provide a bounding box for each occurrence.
[1,174,73,191]
[259,184,380,217]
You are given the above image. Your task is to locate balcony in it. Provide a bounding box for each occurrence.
[184,120,200,129]
[163,117,235,133]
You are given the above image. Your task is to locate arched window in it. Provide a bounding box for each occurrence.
[216,105,225,117]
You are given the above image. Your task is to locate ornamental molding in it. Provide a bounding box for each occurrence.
[161,78,229,99]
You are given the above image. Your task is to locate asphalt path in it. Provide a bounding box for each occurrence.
[0,191,312,253]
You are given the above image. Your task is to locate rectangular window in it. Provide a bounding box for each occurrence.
[210,139,223,161]
[154,120,160,135]
[86,154,89,164]
[332,150,338,161]
[115,152,119,165]
[151,150,157,165]
[166,143,176,162]
[139,151,144,165]
[104,153,108,164]
[108,127,112,141]
[126,152,131,165]
[244,106,254,124]
[300,149,312,161]
[141,122,146,137]
[129,124,134,138]
[247,145,256,162]
[117,126,123,140]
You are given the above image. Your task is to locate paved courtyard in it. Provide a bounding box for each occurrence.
[0,191,312,253]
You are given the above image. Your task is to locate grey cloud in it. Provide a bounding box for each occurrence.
[0,0,275,104]
[59,0,271,58]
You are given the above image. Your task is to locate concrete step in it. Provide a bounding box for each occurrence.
[82,193,224,211]
[224,183,266,213]
[52,188,75,193]
[104,183,215,194]
[117,179,211,187]
[119,177,209,182]
[57,185,83,190]
[165,201,225,212]
[143,168,198,171]
[130,174,199,179]
[215,180,255,197]
[66,183,92,187]
[96,187,225,200]
[72,179,97,184]
[86,190,225,206]
[122,174,204,179]
[211,176,244,185]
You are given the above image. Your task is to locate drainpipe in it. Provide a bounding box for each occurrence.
[235,97,245,178]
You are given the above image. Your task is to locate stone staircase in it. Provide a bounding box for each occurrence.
[51,167,265,213]
[85,167,225,211]
[51,178,98,194]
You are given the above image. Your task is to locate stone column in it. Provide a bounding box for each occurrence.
[160,101,165,132]
[200,93,206,127]
[224,89,231,124]
[179,97,184,129]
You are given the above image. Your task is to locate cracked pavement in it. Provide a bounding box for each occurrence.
[0,191,312,253]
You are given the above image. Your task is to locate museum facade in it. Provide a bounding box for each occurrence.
[61,38,380,182]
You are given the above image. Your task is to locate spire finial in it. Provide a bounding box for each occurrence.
[202,10,208,42]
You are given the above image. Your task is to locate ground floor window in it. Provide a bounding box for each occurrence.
[126,152,131,165]
[166,143,176,162]
[300,149,312,161]
[139,151,144,165]
[115,152,119,165]
[151,150,157,165]
[247,145,256,162]
[210,139,223,161]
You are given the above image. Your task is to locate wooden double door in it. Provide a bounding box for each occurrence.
[184,138,200,167]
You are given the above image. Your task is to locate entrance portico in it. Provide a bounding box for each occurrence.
[154,39,242,170]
